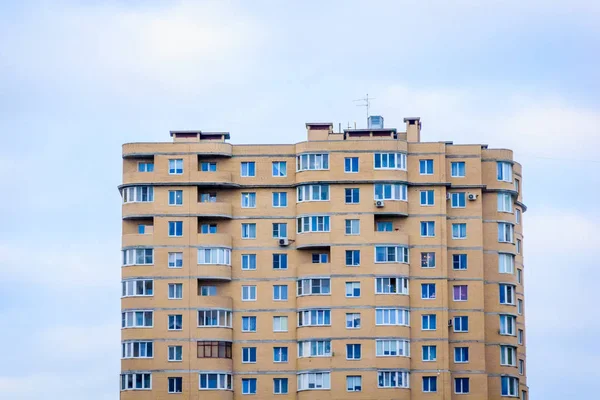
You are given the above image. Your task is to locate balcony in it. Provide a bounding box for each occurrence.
[193,295,232,309]
[295,232,332,249]
[122,233,154,247]
[372,200,408,216]
[194,202,233,219]
[196,264,232,281]
[123,142,232,159]
[193,171,237,187]
[197,233,232,248]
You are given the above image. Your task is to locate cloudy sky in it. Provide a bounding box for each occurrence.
[0,0,598,398]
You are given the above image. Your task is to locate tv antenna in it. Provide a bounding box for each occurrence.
[354,93,375,119]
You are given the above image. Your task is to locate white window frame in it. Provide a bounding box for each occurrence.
[199,373,232,390]
[376,277,409,295]
[168,283,183,300]
[199,161,217,172]
[519,359,524,375]
[455,377,470,394]
[242,316,257,332]
[345,281,361,298]
[168,377,182,394]
[242,285,257,301]
[242,347,257,363]
[345,188,360,204]
[497,161,513,182]
[298,340,332,358]
[241,223,257,239]
[451,192,466,208]
[297,184,330,202]
[123,248,154,266]
[421,283,436,299]
[452,223,467,239]
[421,221,435,237]
[122,341,153,359]
[297,278,331,296]
[168,252,183,268]
[197,310,232,328]
[297,309,331,327]
[272,223,287,239]
[419,159,434,175]
[122,186,154,203]
[297,372,331,391]
[376,339,410,357]
[199,285,217,296]
[273,378,288,394]
[272,161,287,177]
[518,329,524,345]
[168,190,183,206]
[422,314,437,331]
[501,377,519,397]
[273,285,288,301]
[241,192,256,208]
[375,308,410,326]
[296,153,329,172]
[518,299,523,315]
[273,346,288,363]
[374,246,409,263]
[346,344,361,360]
[345,250,360,266]
[498,192,513,212]
[499,284,515,305]
[241,254,256,270]
[168,314,182,331]
[344,157,359,173]
[168,159,183,175]
[516,209,521,224]
[273,316,288,332]
[121,310,153,328]
[346,375,362,392]
[137,161,154,172]
[420,190,434,206]
[240,161,256,177]
[453,285,468,302]
[297,215,330,233]
[168,345,182,362]
[121,373,152,391]
[272,192,288,207]
[500,345,517,366]
[168,221,183,237]
[122,279,153,297]
[374,183,408,201]
[421,252,436,268]
[345,219,360,235]
[498,223,514,243]
[197,248,231,266]
[422,345,436,361]
[374,153,407,170]
[345,313,361,329]
[451,161,466,177]
[377,371,409,389]
[499,314,516,336]
[499,253,515,274]
[453,316,469,332]
[454,347,469,363]
[422,376,437,393]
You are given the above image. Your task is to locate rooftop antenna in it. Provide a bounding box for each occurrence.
[353,93,375,120]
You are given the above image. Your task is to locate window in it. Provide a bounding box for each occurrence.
[312,253,328,263]
[374,152,407,170]
[199,286,217,296]
[345,188,360,204]
[272,192,287,207]
[273,285,288,301]
[421,221,435,237]
[453,254,467,270]
[242,347,257,363]
[297,372,331,391]
[452,223,467,239]
[121,373,151,391]
[122,186,154,203]
[200,162,217,172]
[499,253,515,274]
[498,223,514,243]
[522,391,527,400]
[241,192,256,208]
[296,341,330,357]
[501,377,518,397]
[297,153,329,171]
[122,248,153,266]
[376,339,410,357]
[168,314,182,331]
[168,252,182,268]
[519,359,524,375]
[297,309,331,326]
[168,345,182,361]
[419,159,434,174]
[454,347,469,363]
[421,283,436,299]
[197,248,231,265]
[169,159,183,174]
[273,316,288,332]
[272,254,288,269]
[137,224,150,234]
[168,377,182,393]
[420,190,434,206]
[346,376,362,392]
[272,223,287,239]
[168,190,183,206]
[500,345,517,366]
[422,345,437,361]
[198,310,232,327]
[499,314,516,335]
[455,378,470,394]
[517,269,522,284]
[200,223,217,234]
[345,282,361,297]
[346,344,361,360]
[297,184,329,202]
[242,316,257,332]
[122,341,153,359]
[297,215,330,233]
[453,285,468,301]
[516,239,521,254]
[241,161,256,177]
[345,250,360,266]
[346,313,361,329]
[168,221,183,237]
[500,284,515,305]
[451,192,466,208]
[297,283,330,301]
[242,285,257,301]
[498,193,513,212]
[273,347,288,362]
[122,279,153,297]
[375,308,410,326]
[241,223,257,239]
[516,209,521,224]
[273,378,288,394]
[451,161,466,177]
[423,376,437,392]
[376,221,393,231]
[375,245,409,263]
[454,316,469,332]
[199,373,232,390]
[497,161,513,182]
[517,299,523,314]
[515,178,520,193]
[421,252,436,268]
[242,254,256,270]
[168,283,183,299]
[518,329,524,345]
[345,219,360,235]
[121,311,153,328]
[377,371,409,388]
[375,277,409,295]
[138,162,154,172]
[272,161,287,177]
[345,157,359,172]
[374,183,407,201]
[422,314,437,330]
[199,192,217,202]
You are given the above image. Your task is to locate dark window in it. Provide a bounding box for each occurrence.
[197,341,232,358]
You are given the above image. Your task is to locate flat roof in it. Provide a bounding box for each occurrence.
[169,130,231,139]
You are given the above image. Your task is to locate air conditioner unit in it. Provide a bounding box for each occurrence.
[446,193,451,200]
[375,200,385,208]
[467,193,478,201]
[278,238,289,246]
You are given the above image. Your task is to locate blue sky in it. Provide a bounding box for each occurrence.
[0,0,599,398]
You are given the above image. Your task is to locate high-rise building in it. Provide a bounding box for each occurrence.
[120,117,528,399]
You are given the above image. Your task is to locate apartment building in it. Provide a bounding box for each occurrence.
[120,116,528,399]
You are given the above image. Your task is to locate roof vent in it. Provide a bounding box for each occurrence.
[368,115,384,129]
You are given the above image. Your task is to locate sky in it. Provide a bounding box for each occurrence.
[0,0,598,398]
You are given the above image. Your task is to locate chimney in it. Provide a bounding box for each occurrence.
[305,123,333,141]
[404,117,421,142]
